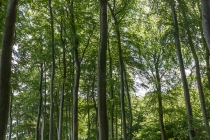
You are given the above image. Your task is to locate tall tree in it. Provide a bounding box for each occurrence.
[170,2,196,139]
[97,0,109,139]
[201,0,210,51]
[48,0,55,139]
[0,0,18,139]
[58,22,66,140]
[178,0,210,137]
[108,44,114,139]
[108,3,127,140]
[154,54,166,140]
[35,63,43,140]
[70,0,80,138]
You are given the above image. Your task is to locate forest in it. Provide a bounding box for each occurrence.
[1,0,210,140]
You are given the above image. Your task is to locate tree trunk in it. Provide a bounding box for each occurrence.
[55,91,60,137]
[197,1,210,87]
[170,2,196,139]
[205,46,210,87]
[178,1,210,137]
[108,44,114,139]
[201,0,210,51]
[58,24,66,140]
[90,75,99,140]
[123,64,133,140]
[41,67,47,140]
[154,54,166,140]
[87,90,90,139]
[98,0,109,139]
[108,4,127,139]
[68,1,81,139]
[0,0,18,139]
[48,0,55,139]
[36,63,43,140]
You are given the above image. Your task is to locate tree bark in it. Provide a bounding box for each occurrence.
[69,1,80,139]
[202,0,210,51]
[170,2,196,139]
[36,63,43,140]
[41,67,47,140]
[197,1,210,87]
[108,4,127,139]
[178,1,210,137]
[48,0,55,139]
[123,64,133,140]
[58,23,66,140]
[108,44,114,139]
[0,0,18,139]
[154,54,166,140]
[90,76,99,140]
[87,89,90,139]
[98,0,109,139]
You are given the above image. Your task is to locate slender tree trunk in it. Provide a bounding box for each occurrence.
[0,0,18,139]
[116,107,118,139]
[123,64,133,139]
[202,26,210,87]
[197,1,210,87]
[41,67,47,140]
[36,63,43,140]
[69,56,74,140]
[108,44,114,139]
[170,2,196,139]
[154,54,166,140]
[178,1,210,137]
[69,1,81,139]
[65,100,68,140]
[55,91,60,137]
[201,0,210,51]
[58,25,66,140]
[87,90,90,139]
[98,0,109,139]
[49,0,55,139]
[108,4,127,139]
[90,76,99,140]
[116,23,127,140]
[72,48,80,140]
[8,91,13,140]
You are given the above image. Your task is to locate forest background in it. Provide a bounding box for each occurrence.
[1,0,210,140]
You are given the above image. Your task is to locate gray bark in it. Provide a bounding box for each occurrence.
[36,63,43,140]
[98,0,109,139]
[49,0,55,139]
[0,0,18,139]
[202,0,210,51]
[58,23,66,140]
[154,54,166,140]
[178,1,210,137]
[170,3,196,139]
[108,4,127,139]
[123,64,133,139]
[108,44,114,139]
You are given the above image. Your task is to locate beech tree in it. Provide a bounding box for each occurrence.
[201,0,210,51]
[97,0,108,139]
[170,1,196,139]
[0,0,18,139]
[2,0,210,139]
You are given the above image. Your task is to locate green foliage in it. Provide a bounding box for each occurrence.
[3,0,210,139]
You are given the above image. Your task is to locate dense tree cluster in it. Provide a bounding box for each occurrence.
[1,0,210,140]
